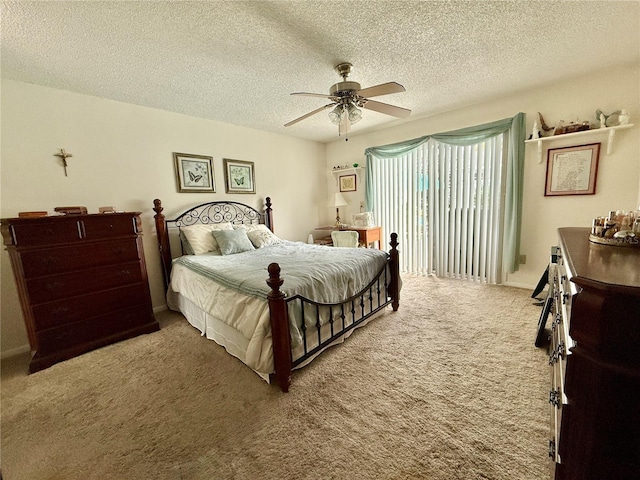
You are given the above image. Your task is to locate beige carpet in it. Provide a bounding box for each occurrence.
[1,275,549,480]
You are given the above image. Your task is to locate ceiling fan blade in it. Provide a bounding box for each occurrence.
[362,99,411,118]
[284,103,335,127]
[291,92,337,100]
[356,82,406,99]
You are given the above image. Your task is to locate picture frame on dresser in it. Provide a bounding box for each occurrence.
[544,143,600,196]
[173,152,215,193]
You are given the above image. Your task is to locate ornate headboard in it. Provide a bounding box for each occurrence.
[152,197,273,289]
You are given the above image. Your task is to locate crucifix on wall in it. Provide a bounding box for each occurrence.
[53,148,73,176]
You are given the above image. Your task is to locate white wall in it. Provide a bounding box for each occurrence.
[324,63,640,289]
[3,64,638,355]
[0,80,326,356]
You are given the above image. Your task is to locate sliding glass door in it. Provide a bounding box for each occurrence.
[368,134,507,284]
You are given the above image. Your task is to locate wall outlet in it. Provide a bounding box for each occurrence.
[360,201,365,209]
[519,254,527,264]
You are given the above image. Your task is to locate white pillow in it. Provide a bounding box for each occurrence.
[179,222,233,255]
[246,224,283,248]
[233,223,261,232]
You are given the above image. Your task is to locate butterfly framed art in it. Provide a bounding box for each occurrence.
[223,158,255,194]
[173,152,215,193]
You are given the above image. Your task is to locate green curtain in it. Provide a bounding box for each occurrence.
[364,112,526,273]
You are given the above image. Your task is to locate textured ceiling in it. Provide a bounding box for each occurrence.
[2,1,639,143]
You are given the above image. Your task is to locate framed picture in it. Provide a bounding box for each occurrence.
[173,153,215,193]
[545,143,600,196]
[223,158,255,194]
[339,174,357,192]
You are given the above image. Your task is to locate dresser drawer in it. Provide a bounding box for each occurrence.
[26,261,145,304]
[82,215,139,239]
[35,304,155,355]
[31,283,151,331]
[8,218,82,247]
[19,238,141,277]
[3,213,139,248]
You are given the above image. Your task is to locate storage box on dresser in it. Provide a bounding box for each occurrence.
[1,212,159,372]
[548,227,640,480]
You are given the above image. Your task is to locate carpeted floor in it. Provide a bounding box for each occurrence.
[1,275,549,480]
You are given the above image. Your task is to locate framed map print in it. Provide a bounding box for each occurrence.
[545,143,600,196]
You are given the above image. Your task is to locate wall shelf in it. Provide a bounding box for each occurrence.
[525,123,634,163]
[328,166,364,187]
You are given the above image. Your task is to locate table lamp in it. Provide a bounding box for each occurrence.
[329,192,348,226]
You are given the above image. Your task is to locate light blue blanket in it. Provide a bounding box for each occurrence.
[172,241,388,303]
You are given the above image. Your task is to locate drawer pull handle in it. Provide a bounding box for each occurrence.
[41,257,60,267]
[45,281,65,291]
[117,270,131,277]
[549,388,560,408]
[557,341,566,359]
[50,306,70,315]
[55,330,73,340]
[112,248,125,256]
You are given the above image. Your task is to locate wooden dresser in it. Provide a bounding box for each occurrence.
[1,212,159,372]
[548,227,640,480]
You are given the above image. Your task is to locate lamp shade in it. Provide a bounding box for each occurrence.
[328,105,344,124]
[329,192,348,208]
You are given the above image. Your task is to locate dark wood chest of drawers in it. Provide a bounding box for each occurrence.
[1,213,159,372]
[548,228,640,480]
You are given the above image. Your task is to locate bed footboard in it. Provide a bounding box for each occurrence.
[266,233,400,392]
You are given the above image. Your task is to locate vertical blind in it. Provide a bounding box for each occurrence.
[368,136,505,283]
[365,113,526,280]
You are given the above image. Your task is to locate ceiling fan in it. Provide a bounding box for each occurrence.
[284,62,411,139]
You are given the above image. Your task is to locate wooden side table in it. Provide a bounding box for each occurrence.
[314,226,382,249]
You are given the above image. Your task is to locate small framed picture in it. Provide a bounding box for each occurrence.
[173,153,215,193]
[545,143,600,196]
[223,158,255,194]
[339,174,357,192]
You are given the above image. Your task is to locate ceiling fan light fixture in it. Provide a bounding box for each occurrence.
[328,105,344,124]
[347,104,362,124]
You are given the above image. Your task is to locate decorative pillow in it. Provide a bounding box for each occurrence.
[178,229,196,255]
[246,224,283,248]
[232,223,261,232]
[211,229,255,255]
[179,223,233,255]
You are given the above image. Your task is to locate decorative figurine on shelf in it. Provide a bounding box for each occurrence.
[538,112,555,136]
[531,120,540,139]
[618,109,630,125]
[599,112,607,128]
[596,108,623,128]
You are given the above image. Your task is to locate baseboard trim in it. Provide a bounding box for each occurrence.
[153,304,168,314]
[503,280,536,291]
[1,344,30,360]
[2,306,168,360]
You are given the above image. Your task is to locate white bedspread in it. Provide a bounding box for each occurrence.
[169,242,389,375]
